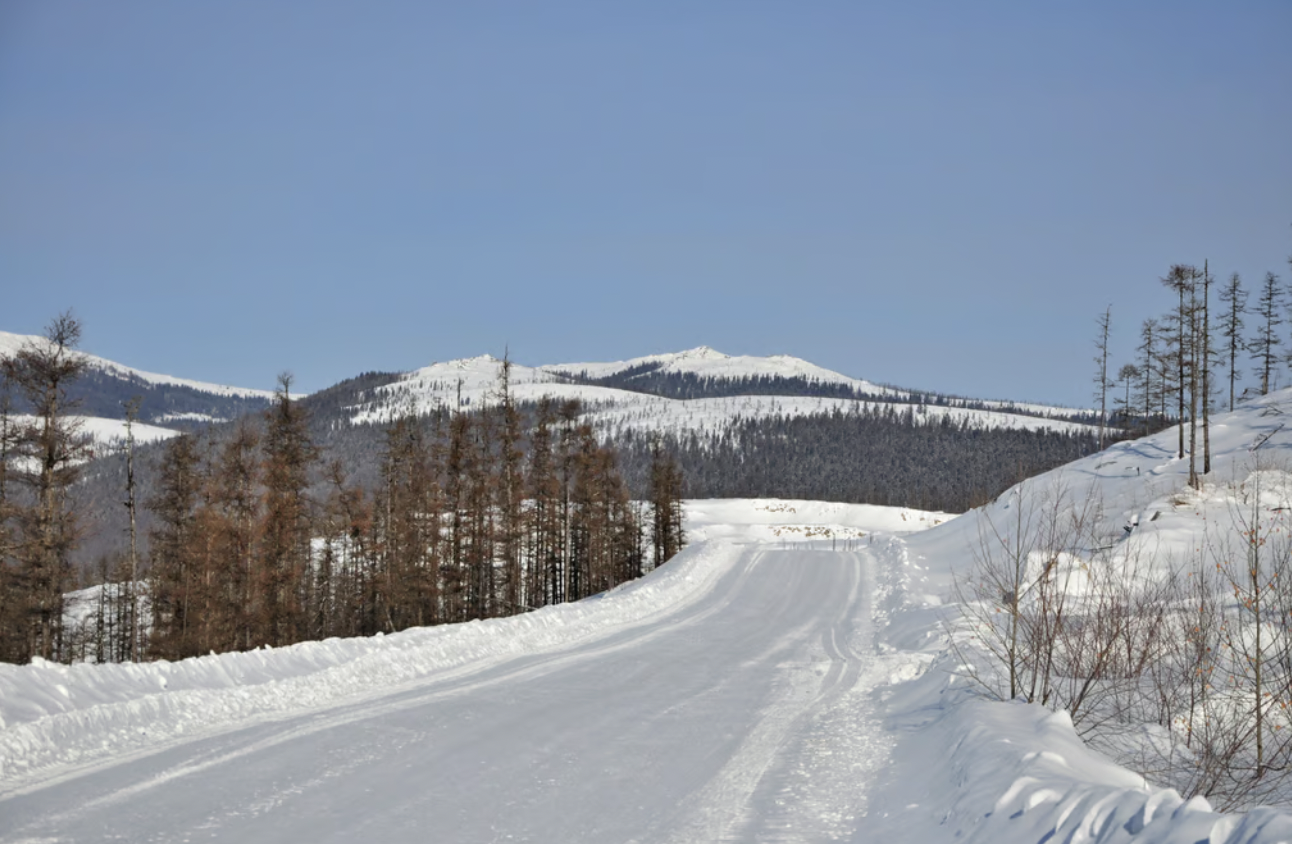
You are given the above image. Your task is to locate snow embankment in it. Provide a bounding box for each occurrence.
[870,664,1292,842]
[863,387,1292,843]
[0,540,743,793]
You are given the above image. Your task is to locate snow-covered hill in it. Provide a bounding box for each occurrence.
[2,328,1091,449]
[347,349,1096,437]
[543,345,906,396]
[0,331,276,401]
[0,330,278,444]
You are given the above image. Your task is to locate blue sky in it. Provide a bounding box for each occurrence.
[2,2,1289,407]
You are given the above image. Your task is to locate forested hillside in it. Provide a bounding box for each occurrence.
[611,405,1098,513]
[0,330,274,429]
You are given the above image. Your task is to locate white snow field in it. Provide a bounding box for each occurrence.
[10,389,1292,841]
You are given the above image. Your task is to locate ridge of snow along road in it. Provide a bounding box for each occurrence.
[0,540,744,794]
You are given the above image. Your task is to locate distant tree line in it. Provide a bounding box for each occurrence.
[559,365,1098,425]
[3,363,273,430]
[0,322,685,665]
[610,404,1098,514]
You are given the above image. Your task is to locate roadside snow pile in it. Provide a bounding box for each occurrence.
[862,656,1292,843]
[0,540,743,792]
[862,388,1292,842]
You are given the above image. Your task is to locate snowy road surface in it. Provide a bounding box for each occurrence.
[0,548,890,843]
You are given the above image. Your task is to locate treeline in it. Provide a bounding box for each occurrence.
[564,364,883,401]
[2,360,273,430]
[1095,251,1292,488]
[610,404,1098,514]
[1,321,686,665]
[563,365,1095,424]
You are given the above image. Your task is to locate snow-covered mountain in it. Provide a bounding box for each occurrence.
[346,347,1094,437]
[2,328,1091,447]
[0,331,276,401]
[0,330,278,448]
[542,345,907,397]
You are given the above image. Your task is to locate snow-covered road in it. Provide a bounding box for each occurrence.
[12,490,1292,843]
[0,547,890,843]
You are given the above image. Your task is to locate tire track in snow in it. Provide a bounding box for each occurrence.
[653,549,889,844]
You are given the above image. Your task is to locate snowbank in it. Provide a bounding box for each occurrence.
[0,540,743,793]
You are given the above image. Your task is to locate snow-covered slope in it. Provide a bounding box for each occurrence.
[59,416,179,452]
[349,351,1096,436]
[542,345,908,397]
[908,388,1292,591]
[0,331,277,401]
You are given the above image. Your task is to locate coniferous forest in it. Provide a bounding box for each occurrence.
[611,407,1097,514]
[0,328,685,665]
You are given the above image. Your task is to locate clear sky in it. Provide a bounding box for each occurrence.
[2,1,1289,407]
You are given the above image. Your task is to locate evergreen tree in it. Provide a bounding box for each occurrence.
[121,397,143,661]
[1251,271,1283,396]
[212,420,261,651]
[1094,306,1112,450]
[1135,319,1162,436]
[375,412,439,631]
[1218,272,1247,411]
[147,433,204,660]
[493,356,526,615]
[256,373,317,648]
[526,399,561,609]
[0,382,20,662]
[2,313,91,661]
[1201,261,1213,476]
[650,438,686,569]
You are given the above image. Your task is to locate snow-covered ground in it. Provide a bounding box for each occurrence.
[4,415,179,466]
[9,386,1292,844]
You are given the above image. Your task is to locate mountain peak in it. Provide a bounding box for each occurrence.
[674,346,729,360]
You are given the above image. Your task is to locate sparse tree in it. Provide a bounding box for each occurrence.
[1114,363,1139,427]
[121,396,143,661]
[1162,268,1193,462]
[1094,306,1112,451]
[1251,271,1282,396]
[1219,272,1248,411]
[1136,318,1163,434]
[1200,261,1214,476]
